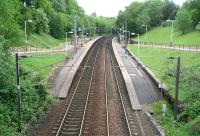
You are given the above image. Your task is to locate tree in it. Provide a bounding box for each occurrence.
[162,0,179,20]
[143,0,165,26]
[183,0,200,27]
[175,10,193,34]
[32,9,49,33]
[0,0,22,50]
[91,12,97,17]
[196,22,200,31]
[49,13,66,39]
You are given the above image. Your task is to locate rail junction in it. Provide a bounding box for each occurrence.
[34,37,161,136]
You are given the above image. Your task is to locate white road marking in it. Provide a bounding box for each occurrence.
[129,74,136,76]
[128,57,144,78]
[137,69,144,77]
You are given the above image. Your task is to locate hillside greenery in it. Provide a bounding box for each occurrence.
[138,26,200,46]
[115,0,200,42]
[28,33,65,48]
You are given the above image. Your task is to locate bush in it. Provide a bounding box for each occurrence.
[175,10,193,34]
[0,36,50,135]
[32,9,49,33]
[49,13,66,39]
[189,116,200,135]
[196,22,200,31]
[179,101,200,121]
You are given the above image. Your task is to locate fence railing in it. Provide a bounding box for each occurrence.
[11,37,93,55]
[137,41,200,51]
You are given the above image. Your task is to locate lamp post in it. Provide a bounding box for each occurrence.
[25,20,32,51]
[119,28,122,42]
[115,28,122,42]
[131,33,140,58]
[142,24,148,43]
[65,31,73,57]
[127,31,130,45]
[166,19,174,46]
[123,30,130,45]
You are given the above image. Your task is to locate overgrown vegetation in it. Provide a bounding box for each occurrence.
[0,36,54,135]
[128,45,200,135]
[151,101,191,136]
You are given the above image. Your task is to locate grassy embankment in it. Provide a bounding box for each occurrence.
[128,46,200,136]
[28,33,65,48]
[136,26,200,46]
[21,53,66,78]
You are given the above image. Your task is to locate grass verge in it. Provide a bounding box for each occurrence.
[137,26,200,46]
[20,53,66,78]
[128,45,200,101]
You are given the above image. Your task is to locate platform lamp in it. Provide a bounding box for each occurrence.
[65,31,73,58]
[131,33,140,58]
[142,24,148,43]
[25,20,32,51]
[166,19,174,46]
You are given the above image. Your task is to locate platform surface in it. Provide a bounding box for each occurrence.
[112,38,161,106]
[112,39,141,110]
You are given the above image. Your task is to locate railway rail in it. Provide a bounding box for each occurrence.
[38,37,158,136]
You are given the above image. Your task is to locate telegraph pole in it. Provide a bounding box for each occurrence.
[125,18,128,46]
[167,56,181,120]
[174,56,180,120]
[16,53,22,131]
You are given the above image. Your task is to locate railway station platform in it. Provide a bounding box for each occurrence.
[52,37,102,98]
[112,38,161,107]
[112,38,141,110]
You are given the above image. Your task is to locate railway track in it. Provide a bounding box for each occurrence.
[51,39,102,136]
[46,37,152,136]
[106,39,145,136]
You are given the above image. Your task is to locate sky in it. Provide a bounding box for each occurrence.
[76,0,187,17]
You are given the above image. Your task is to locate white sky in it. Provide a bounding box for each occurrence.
[76,0,187,17]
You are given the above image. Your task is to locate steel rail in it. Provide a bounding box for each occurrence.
[109,43,133,136]
[55,42,99,136]
[104,39,110,136]
[78,43,101,136]
[134,111,146,136]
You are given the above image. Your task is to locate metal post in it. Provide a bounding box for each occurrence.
[74,16,77,52]
[65,32,68,57]
[16,53,22,131]
[145,25,147,43]
[25,21,27,52]
[137,34,140,58]
[125,18,128,46]
[174,56,180,120]
[81,28,83,46]
[171,21,174,46]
